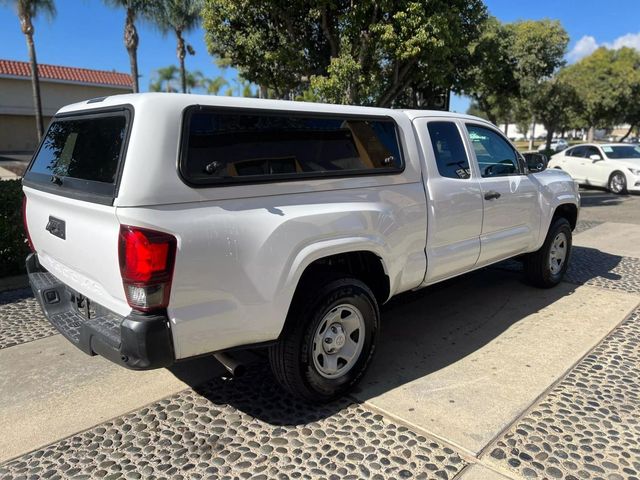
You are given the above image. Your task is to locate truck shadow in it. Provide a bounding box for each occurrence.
[169,245,627,426]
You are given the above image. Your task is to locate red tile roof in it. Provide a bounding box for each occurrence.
[0,59,132,88]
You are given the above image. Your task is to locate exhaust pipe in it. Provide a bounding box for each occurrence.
[213,352,246,377]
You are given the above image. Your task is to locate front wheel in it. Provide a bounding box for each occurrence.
[269,277,379,402]
[608,171,627,194]
[524,217,572,288]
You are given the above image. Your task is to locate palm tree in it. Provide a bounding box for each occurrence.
[103,0,150,93]
[185,70,204,93]
[150,0,202,94]
[205,76,228,96]
[149,65,179,92]
[3,0,56,141]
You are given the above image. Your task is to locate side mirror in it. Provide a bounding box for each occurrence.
[523,152,547,173]
[590,154,602,161]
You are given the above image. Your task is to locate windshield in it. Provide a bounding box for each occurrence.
[602,145,640,159]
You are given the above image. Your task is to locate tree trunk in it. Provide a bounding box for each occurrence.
[124,8,139,93]
[528,117,536,151]
[544,127,554,152]
[620,124,635,142]
[587,126,595,142]
[25,31,44,141]
[504,120,509,136]
[176,30,187,93]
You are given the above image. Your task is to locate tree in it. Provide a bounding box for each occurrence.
[103,0,151,93]
[149,65,180,92]
[562,47,640,141]
[3,0,56,141]
[529,78,579,151]
[202,0,488,107]
[508,19,568,149]
[204,75,228,95]
[464,17,519,125]
[151,0,203,93]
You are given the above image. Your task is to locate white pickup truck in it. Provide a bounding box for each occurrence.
[23,94,579,401]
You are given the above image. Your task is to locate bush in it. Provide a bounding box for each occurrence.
[0,179,30,277]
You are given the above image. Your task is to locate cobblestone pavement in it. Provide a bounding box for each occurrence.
[0,366,466,480]
[1,217,640,480]
[0,288,55,350]
[485,307,640,480]
[496,246,640,295]
[574,220,603,235]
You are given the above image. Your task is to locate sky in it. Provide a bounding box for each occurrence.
[1,0,639,112]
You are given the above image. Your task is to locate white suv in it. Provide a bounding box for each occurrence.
[23,94,579,400]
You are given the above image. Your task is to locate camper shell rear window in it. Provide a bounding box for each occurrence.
[23,106,132,205]
[179,106,404,186]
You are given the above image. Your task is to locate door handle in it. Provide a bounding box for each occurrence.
[484,191,501,200]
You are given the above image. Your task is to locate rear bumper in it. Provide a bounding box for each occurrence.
[26,253,174,370]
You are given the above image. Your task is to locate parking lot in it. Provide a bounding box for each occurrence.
[1,188,639,480]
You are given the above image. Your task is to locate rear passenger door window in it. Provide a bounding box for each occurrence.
[181,108,404,185]
[466,125,522,177]
[427,121,471,179]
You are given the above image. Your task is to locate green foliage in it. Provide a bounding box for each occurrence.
[464,17,518,124]
[149,65,180,92]
[150,0,202,35]
[562,47,640,131]
[465,18,569,126]
[2,0,56,20]
[506,19,568,92]
[202,0,488,107]
[0,180,29,277]
[529,77,579,149]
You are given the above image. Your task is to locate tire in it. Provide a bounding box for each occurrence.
[524,217,572,288]
[269,276,379,402]
[608,171,627,194]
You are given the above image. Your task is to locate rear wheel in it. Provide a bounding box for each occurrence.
[524,217,572,288]
[269,277,379,402]
[608,171,627,194]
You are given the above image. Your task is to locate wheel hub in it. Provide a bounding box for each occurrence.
[323,323,346,354]
[549,232,567,275]
[312,304,366,379]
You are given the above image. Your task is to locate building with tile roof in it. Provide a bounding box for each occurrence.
[0,59,132,154]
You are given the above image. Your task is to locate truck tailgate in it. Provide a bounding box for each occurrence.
[24,187,129,316]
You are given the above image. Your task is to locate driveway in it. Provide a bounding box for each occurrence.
[0,188,639,479]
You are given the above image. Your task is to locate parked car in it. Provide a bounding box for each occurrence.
[548,143,640,194]
[22,94,580,401]
[538,139,568,153]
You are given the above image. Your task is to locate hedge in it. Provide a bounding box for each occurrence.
[0,179,30,277]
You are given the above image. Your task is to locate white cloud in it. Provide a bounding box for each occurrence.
[607,32,640,51]
[567,32,640,63]
[567,35,598,63]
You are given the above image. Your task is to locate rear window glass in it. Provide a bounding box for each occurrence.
[30,114,127,184]
[181,109,403,185]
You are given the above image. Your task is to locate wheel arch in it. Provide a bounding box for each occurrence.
[278,244,391,339]
[552,203,578,231]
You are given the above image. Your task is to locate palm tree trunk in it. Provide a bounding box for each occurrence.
[176,30,187,93]
[124,8,139,93]
[25,32,44,141]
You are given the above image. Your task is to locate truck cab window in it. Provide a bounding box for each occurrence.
[427,121,471,179]
[466,125,521,178]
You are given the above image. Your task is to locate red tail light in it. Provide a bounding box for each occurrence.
[118,225,177,312]
[22,196,35,253]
